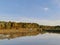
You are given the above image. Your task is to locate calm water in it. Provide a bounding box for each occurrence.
[0,32,60,45]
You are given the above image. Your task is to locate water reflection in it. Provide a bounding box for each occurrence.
[0,31,60,45]
[0,30,60,40]
[0,31,42,40]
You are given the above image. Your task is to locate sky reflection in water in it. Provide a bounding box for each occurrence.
[0,32,60,45]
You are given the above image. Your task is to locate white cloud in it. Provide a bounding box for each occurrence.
[2,17,60,26]
[20,18,60,26]
[0,15,60,26]
[44,8,49,11]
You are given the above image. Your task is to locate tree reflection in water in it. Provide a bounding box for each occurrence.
[0,30,60,40]
[0,31,45,40]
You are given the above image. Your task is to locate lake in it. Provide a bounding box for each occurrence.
[0,31,60,45]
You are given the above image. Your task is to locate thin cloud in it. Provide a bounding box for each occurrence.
[0,15,60,26]
[1,16,59,26]
[44,8,49,11]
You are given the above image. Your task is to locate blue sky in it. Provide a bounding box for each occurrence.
[0,0,60,25]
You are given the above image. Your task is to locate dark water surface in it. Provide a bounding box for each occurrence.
[0,31,60,45]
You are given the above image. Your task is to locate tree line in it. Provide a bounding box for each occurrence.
[0,21,60,30]
[0,21,39,29]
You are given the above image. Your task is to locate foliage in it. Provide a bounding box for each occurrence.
[0,21,40,29]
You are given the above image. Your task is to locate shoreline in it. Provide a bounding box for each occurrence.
[0,28,40,34]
